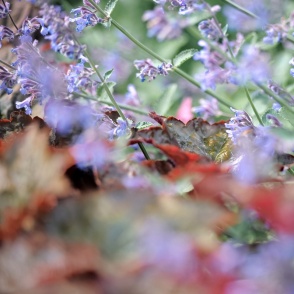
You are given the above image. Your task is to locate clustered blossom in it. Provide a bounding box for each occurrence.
[19,17,43,36]
[143,6,185,41]
[226,108,277,183]
[263,12,294,44]
[134,59,172,82]
[0,2,10,19]
[154,0,220,16]
[66,61,96,93]
[0,25,14,48]
[198,19,222,41]
[70,0,104,33]
[193,40,231,89]
[225,108,255,143]
[109,117,133,140]
[228,46,271,85]
[192,98,220,121]
[224,0,282,33]
[39,4,86,60]
[0,66,17,95]
[13,36,66,114]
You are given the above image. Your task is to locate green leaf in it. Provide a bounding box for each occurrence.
[105,0,119,16]
[136,121,154,130]
[104,69,114,81]
[97,81,116,101]
[156,84,177,116]
[222,24,228,36]
[172,49,197,68]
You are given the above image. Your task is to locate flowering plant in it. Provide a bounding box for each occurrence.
[0,0,294,292]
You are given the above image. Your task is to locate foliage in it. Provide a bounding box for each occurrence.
[0,0,293,293]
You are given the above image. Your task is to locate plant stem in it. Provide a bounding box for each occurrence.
[244,86,263,125]
[75,92,150,116]
[82,48,151,159]
[89,0,233,109]
[2,0,19,31]
[219,0,258,18]
[83,50,128,122]
[257,82,294,115]
[0,59,16,70]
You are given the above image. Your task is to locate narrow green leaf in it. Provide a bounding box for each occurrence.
[97,81,116,100]
[222,24,228,36]
[105,0,119,16]
[104,69,114,81]
[172,49,197,68]
[156,84,178,116]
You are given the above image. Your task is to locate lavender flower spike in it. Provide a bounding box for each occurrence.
[15,97,33,115]
[134,59,172,82]
[0,2,10,19]
[0,25,14,47]
[225,108,255,143]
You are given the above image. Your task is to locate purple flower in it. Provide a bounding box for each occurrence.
[223,0,282,33]
[134,59,172,82]
[70,3,103,33]
[194,40,226,69]
[15,97,33,115]
[44,99,95,135]
[0,2,10,19]
[13,35,67,105]
[139,219,197,277]
[233,237,294,294]
[0,25,14,47]
[0,66,17,94]
[66,61,96,93]
[198,19,222,41]
[19,17,42,36]
[194,40,231,89]
[229,46,271,85]
[143,6,185,41]
[70,129,110,169]
[192,98,220,121]
[225,108,255,143]
[266,114,283,127]
[39,4,86,61]
[108,117,133,140]
[226,108,278,183]
[156,0,218,15]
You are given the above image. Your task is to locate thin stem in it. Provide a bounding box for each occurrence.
[80,45,150,159]
[75,92,150,116]
[244,86,263,125]
[2,0,19,31]
[0,59,16,70]
[89,0,233,109]
[219,0,258,19]
[83,50,129,122]
[74,92,150,159]
[256,82,294,115]
[137,143,150,160]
